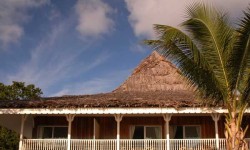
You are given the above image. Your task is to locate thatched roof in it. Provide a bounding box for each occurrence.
[0,91,198,108]
[0,51,199,109]
[114,51,191,92]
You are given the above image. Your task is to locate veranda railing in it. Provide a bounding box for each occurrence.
[120,139,165,150]
[22,139,67,150]
[71,139,116,150]
[21,138,250,150]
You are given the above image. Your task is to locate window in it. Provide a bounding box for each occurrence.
[171,125,201,139]
[38,126,68,139]
[131,126,161,139]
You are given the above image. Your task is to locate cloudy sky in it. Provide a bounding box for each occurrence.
[0,0,249,96]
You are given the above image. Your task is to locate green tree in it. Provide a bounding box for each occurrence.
[0,81,42,100]
[0,127,19,150]
[0,81,42,150]
[145,3,250,150]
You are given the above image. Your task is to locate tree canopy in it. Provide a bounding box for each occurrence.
[0,81,42,100]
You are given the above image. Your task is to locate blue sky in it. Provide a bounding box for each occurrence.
[0,0,249,96]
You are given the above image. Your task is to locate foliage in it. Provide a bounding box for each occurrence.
[0,127,19,150]
[145,3,250,150]
[0,81,43,100]
[0,81,42,150]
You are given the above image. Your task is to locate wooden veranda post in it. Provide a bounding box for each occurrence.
[115,114,123,150]
[19,114,28,150]
[211,114,220,149]
[163,114,172,150]
[66,114,75,150]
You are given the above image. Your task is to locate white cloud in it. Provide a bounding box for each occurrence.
[75,0,115,38]
[0,0,48,46]
[6,20,110,95]
[0,25,23,45]
[125,0,250,39]
[7,22,68,87]
[51,69,131,96]
[51,78,113,96]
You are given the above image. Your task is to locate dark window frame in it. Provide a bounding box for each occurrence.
[38,126,68,139]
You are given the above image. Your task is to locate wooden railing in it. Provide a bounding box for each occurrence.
[21,138,250,150]
[22,139,67,150]
[219,139,227,150]
[120,139,165,150]
[71,139,116,150]
[170,139,218,150]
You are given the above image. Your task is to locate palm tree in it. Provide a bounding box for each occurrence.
[145,3,250,150]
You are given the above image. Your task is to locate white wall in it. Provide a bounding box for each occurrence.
[0,114,34,138]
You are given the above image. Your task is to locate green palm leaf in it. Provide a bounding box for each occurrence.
[145,37,223,103]
[182,3,233,99]
[229,7,250,102]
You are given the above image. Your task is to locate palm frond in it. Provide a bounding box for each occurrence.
[182,3,233,98]
[225,123,232,138]
[145,38,224,103]
[229,7,250,100]
[243,125,249,137]
[152,24,206,67]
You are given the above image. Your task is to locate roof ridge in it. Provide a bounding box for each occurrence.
[113,51,191,92]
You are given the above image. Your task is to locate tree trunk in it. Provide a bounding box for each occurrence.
[225,108,248,150]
